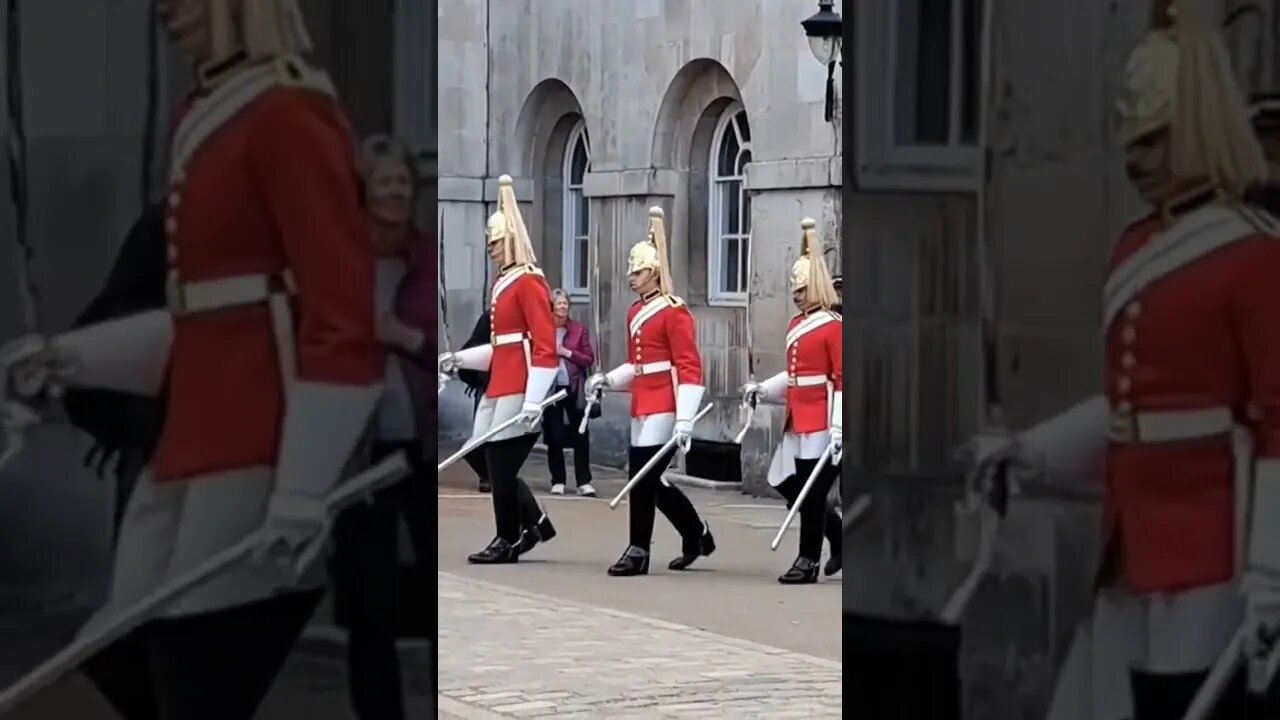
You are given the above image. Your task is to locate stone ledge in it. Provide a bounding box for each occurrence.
[582,168,680,198]
[438,175,536,203]
[744,157,842,191]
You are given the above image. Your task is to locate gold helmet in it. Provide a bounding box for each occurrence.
[790,218,838,309]
[1116,0,1266,196]
[209,0,312,61]
[486,175,537,268]
[627,207,674,295]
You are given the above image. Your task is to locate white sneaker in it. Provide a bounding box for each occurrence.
[550,484,566,495]
[578,483,597,497]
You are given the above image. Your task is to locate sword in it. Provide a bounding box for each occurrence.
[437,390,567,473]
[771,441,835,550]
[609,404,714,509]
[579,231,603,434]
[0,451,412,715]
[732,226,756,444]
[437,211,453,395]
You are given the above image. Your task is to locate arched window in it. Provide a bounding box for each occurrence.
[561,121,591,299]
[707,104,751,305]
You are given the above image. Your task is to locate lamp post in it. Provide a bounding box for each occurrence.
[801,0,843,123]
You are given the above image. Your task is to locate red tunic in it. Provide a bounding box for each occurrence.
[485,264,557,399]
[784,309,843,434]
[626,293,702,417]
[1102,197,1280,593]
[152,59,380,481]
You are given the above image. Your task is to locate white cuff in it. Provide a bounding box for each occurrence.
[605,363,636,391]
[274,380,381,498]
[759,371,788,404]
[1019,394,1109,487]
[59,310,173,396]
[831,391,843,430]
[676,384,704,422]
[524,366,558,406]
[1248,459,1280,577]
[454,345,493,371]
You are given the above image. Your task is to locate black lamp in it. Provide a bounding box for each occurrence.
[801,0,843,123]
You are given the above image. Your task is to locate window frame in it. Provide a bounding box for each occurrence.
[706,104,752,307]
[854,0,985,193]
[561,120,592,301]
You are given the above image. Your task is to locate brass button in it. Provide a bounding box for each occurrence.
[167,244,178,263]
[168,192,181,208]
[1126,302,1141,319]
[1121,326,1136,344]
[1117,400,1133,413]
[165,217,178,235]
[1121,352,1135,369]
[1117,376,1131,393]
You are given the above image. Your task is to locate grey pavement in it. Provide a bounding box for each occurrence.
[437,453,842,718]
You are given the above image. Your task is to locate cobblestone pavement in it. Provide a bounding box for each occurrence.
[437,573,841,718]
[437,454,842,719]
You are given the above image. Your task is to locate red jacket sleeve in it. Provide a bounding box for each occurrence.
[1231,236,1280,457]
[518,274,558,370]
[249,90,380,386]
[827,320,843,392]
[665,305,703,386]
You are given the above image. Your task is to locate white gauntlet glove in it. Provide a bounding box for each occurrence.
[586,372,609,395]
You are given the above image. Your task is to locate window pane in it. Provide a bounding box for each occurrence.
[960,0,982,144]
[740,235,751,291]
[724,237,740,294]
[571,137,589,183]
[577,238,590,288]
[721,181,740,234]
[736,148,752,176]
[894,0,952,145]
[575,189,589,234]
[735,111,750,143]
[742,188,752,235]
[718,126,740,176]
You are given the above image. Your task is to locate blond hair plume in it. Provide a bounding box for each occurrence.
[647,207,674,295]
[491,175,536,267]
[1167,0,1267,196]
[791,218,838,309]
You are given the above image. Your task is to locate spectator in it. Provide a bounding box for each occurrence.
[329,134,433,720]
[544,289,596,496]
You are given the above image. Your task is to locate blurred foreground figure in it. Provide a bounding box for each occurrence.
[970,1,1280,718]
[2,0,381,717]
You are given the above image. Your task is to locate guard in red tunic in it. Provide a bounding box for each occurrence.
[1,1,382,716]
[438,175,559,564]
[743,218,843,584]
[586,207,715,577]
[972,2,1280,717]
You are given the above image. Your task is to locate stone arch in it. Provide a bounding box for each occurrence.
[512,79,591,284]
[649,59,748,305]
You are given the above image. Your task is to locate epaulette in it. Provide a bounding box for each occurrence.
[525,263,545,276]
[664,294,685,307]
[273,55,336,98]
[826,309,842,321]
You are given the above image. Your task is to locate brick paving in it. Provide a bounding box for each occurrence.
[437,572,842,719]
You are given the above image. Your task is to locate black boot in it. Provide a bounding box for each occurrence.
[1130,669,1208,720]
[669,522,716,570]
[608,546,650,576]
[468,536,519,564]
[779,557,820,585]
[824,549,842,577]
[478,479,491,493]
[515,510,555,557]
[536,509,557,542]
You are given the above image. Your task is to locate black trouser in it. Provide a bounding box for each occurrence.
[543,386,592,487]
[1131,667,1280,719]
[331,441,433,720]
[82,589,324,720]
[778,457,840,562]
[628,444,703,549]
[486,433,540,543]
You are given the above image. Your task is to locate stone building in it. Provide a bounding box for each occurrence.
[437,0,843,489]
[0,0,434,616]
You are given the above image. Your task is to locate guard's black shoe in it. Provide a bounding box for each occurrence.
[514,528,539,556]
[669,522,716,570]
[478,479,491,493]
[468,537,519,564]
[824,551,842,577]
[536,511,557,542]
[607,546,650,576]
[779,557,820,585]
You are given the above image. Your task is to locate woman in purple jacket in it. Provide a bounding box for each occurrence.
[544,289,597,495]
